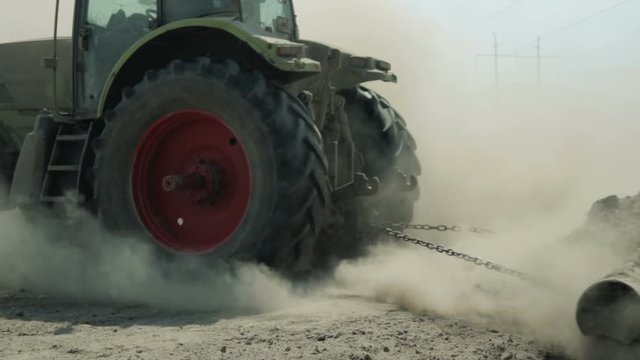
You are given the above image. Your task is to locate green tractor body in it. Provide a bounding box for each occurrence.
[0,0,420,270]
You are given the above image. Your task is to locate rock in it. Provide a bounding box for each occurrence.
[317,335,327,341]
[312,346,327,355]
[53,325,74,335]
[515,351,535,360]
[501,353,514,360]
[383,346,390,352]
[349,353,373,360]
[220,346,227,353]
[285,346,291,352]
[588,195,620,219]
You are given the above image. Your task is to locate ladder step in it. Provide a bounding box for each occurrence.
[48,165,80,172]
[56,134,89,141]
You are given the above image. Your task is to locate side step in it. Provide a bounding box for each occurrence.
[39,122,95,204]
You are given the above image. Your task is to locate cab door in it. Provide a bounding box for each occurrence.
[74,0,158,113]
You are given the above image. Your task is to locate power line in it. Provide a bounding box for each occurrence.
[476,54,557,59]
[512,0,633,54]
[544,0,633,39]
[477,34,557,97]
[469,0,527,29]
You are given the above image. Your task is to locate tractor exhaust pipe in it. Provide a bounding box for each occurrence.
[576,258,640,345]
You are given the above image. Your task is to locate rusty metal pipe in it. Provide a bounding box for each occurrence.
[576,260,640,345]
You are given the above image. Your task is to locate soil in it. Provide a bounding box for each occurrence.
[0,290,565,360]
[7,190,640,360]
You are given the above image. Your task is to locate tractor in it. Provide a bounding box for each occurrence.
[0,0,421,271]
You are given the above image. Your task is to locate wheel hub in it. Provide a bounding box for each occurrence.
[162,161,225,204]
[132,110,252,254]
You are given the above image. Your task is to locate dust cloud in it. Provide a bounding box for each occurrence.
[331,220,628,357]
[297,0,640,357]
[0,209,300,315]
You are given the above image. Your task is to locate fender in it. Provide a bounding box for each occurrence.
[97,18,321,117]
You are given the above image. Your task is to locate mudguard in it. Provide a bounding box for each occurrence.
[97,18,321,116]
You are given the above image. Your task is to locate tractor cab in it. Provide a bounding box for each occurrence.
[76,0,299,112]
[84,0,297,39]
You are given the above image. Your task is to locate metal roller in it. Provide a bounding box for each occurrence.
[577,257,640,345]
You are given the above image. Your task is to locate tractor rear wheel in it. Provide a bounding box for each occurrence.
[93,58,330,269]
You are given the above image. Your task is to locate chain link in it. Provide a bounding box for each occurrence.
[381,227,534,282]
[387,223,492,234]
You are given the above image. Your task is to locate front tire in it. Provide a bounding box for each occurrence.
[344,86,421,225]
[316,87,422,264]
[93,58,331,269]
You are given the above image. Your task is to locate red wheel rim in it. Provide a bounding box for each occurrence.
[132,110,252,253]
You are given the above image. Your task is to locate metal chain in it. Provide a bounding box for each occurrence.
[381,227,535,282]
[387,223,492,234]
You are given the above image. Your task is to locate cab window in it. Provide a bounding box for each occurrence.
[80,0,157,109]
[241,0,295,39]
[163,0,239,23]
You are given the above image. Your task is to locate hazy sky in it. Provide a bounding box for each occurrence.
[295,0,640,223]
[3,1,638,65]
[2,0,637,84]
[1,0,639,223]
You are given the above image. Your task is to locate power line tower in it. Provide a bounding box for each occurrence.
[477,35,557,97]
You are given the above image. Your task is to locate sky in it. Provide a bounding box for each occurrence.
[1,0,640,226]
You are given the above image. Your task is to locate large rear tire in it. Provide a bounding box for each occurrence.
[93,58,330,269]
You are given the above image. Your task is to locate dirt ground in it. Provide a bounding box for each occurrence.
[4,192,639,360]
[0,289,567,360]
